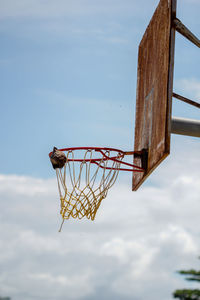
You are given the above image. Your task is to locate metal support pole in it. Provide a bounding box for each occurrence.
[173,93,200,109]
[173,18,200,48]
[171,117,200,137]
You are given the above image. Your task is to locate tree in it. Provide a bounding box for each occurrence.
[173,258,200,300]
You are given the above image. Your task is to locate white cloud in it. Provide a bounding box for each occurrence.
[28,271,94,298]
[104,37,129,44]
[159,225,197,254]
[0,0,151,19]
[175,78,200,99]
[0,0,123,19]
[0,141,200,300]
[184,0,200,3]
[0,174,56,196]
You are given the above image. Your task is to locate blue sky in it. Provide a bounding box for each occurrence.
[0,1,200,300]
[1,0,199,178]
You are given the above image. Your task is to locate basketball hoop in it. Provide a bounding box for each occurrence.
[49,147,146,231]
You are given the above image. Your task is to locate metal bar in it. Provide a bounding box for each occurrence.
[124,151,140,156]
[166,0,177,154]
[173,93,200,109]
[171,117,200,137]
[173,18,200,48]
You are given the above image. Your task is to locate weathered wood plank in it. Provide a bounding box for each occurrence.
[133,0,177,190]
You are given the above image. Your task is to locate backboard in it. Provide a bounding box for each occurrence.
[132,0,177,190]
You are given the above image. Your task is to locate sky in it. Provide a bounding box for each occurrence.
[0,0,200,299]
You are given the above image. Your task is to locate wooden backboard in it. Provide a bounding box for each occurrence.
[132,0,177,190]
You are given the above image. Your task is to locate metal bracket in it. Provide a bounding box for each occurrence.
[173,17,200,48]
[134,149,148,172]
[173,93,200,109]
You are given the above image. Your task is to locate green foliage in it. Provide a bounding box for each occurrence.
[178,270,200,282]
[173,289,200,300]
[173,258,200,300]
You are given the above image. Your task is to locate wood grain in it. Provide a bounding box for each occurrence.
[133,0,177,190]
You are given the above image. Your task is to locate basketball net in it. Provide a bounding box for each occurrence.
[55,148,124,231]
[49,147,145,231]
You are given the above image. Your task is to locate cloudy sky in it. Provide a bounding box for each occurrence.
[0,0,200,299]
